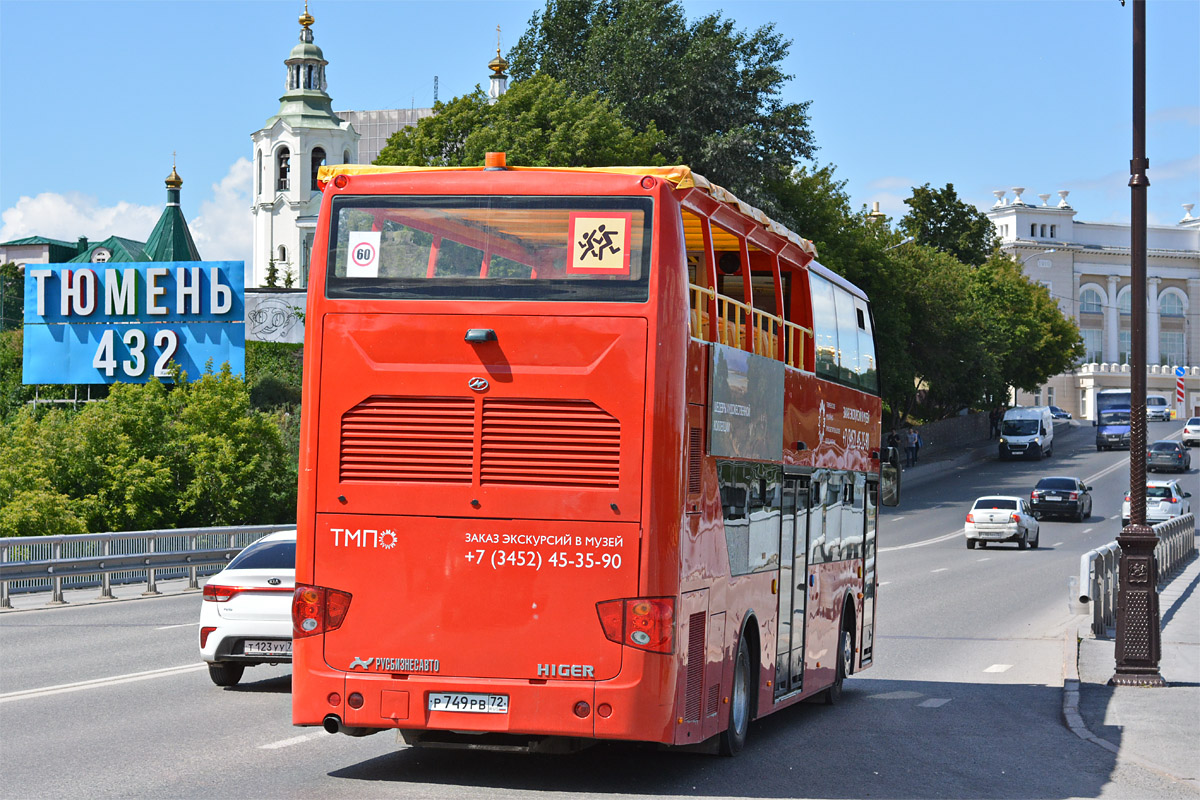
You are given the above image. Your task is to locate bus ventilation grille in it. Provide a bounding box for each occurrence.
[340,396,475,483]
[481,399,620,488]
[684,612,706,722]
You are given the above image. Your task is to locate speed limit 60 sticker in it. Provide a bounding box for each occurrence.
[347,232,381,278]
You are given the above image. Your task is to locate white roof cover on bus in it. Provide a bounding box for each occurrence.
[318,164,819,262]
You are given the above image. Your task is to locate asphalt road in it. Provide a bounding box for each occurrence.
[1,419,1195,799]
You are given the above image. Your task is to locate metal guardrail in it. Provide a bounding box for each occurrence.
[1075,513,1196,636]
[0,524,294,608]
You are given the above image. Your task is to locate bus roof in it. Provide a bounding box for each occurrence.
[317,163,819,262]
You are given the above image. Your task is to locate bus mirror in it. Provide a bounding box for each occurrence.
[880,461,901,507]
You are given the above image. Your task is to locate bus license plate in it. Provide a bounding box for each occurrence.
[427,692,509,714]
[243,640,292,656]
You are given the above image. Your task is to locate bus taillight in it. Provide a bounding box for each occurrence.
[595,597,675,654]
[292,584,353,639]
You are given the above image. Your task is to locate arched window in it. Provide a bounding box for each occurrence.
[1030,223,1037,237]
[311,147,326,191]
[1049,224,1056,238]
[1159,291,1184,317]
[1040,224,1047,237]
[1117,287,1131,315]
[343,149,351,165]
[278,245,288,263]
[1079,288,1103,314]
[277,147,290,191]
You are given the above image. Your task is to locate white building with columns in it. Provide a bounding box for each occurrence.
[250,7,358,289]
[988,188,1200,418]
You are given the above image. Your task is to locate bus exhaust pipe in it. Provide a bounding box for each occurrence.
[323,715,380,737]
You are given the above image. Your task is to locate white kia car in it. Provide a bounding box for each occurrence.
[199,530,296,686]
[1183,417,1200,448]
[964,496,1040,550]
[1120,481,1192,527]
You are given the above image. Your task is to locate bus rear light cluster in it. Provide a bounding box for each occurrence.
[595,597,674,654]
[292,584,353,639]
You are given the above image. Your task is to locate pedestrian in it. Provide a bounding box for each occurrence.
[989,408,1000,439]
[905,427,917,468]
[886,430,901,465]
[914,427,923,463]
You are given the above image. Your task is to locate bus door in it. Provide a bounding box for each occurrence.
[774,474,811,698]
[861,478,879,666]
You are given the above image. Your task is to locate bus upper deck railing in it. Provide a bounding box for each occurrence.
[688,283,812,371]
[0,524,294,607]
[1074,514,1195,637]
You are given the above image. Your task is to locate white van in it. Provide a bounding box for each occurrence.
[1146,394,1170,422]
[999,406,1054,460]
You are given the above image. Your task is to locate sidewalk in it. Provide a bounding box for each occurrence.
[1072,548,1200,784]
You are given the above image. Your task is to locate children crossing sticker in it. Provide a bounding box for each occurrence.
[347,231,381,278]
[567,213,632,275]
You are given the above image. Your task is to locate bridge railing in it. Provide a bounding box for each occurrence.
[1075,514,1196,637]
[0,524,294,607]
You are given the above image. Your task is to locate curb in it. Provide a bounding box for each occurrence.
[1060,622,1195,785]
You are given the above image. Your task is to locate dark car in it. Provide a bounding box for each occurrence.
[1147,440,1191,473]
[1048,406,1072,420]
[1030,476,1093,522]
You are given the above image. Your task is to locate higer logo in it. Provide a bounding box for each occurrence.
[331,528,398,549]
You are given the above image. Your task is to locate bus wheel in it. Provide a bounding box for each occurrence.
[208,662,244,687]
[719,635,753,756]
[824,625,853,705]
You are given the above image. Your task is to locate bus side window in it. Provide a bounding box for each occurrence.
[823,473,843,562]
[718,463,751,576]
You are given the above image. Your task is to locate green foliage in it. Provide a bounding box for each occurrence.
[377,76,662,168]
[510,0,814,215]
[900,183,1001,267]
[245,341,303,411]
[1,262,22,332]
[0,368,296,536]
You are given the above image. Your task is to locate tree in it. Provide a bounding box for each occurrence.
[900,183,1000,267]
[970,253,1085,395]
[509,0,814,214]
[377,76,662,168]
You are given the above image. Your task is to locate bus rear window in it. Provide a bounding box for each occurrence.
[325,196,652,302]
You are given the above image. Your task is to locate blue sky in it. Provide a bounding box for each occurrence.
[1,0,1197,262]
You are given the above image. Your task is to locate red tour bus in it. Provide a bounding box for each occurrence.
[292,156,900,755]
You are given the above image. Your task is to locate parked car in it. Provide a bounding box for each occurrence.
[1030,476,1092,522]
[1048,406,1072,420]
[199,530,296,687]
[964,496,1040,550]
[1183,417,1200,448]
[1147,440,1191,473]
[1120,481,1192,527]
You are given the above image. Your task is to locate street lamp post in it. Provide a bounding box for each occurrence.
[1020,249,1057,265]
[1111,0,1165,688]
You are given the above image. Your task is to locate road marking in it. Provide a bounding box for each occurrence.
[878,581,892,586]
[260,732,325,750]
[0,663,206,704]
[918,698,952,708]
[867,690,923,700]
[879,528,962,552]
[1084,528,1094,533]
[977,557,991,562]
[1053,542,1064,547]
[1086,458,1132,484]
[156,623,198,630]
[931,568,948,573]
[984,664,1013,673]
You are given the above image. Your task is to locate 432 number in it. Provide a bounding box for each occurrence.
[92,329,179,378]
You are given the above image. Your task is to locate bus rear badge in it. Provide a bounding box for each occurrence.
[468,377,489,392]
[537,663,595,678]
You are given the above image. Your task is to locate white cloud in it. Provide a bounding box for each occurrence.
[0,192,159,244]
[189,158,252,262]
[0,159,253,264]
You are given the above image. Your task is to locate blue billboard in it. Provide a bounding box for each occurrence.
[22,262,245,384]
